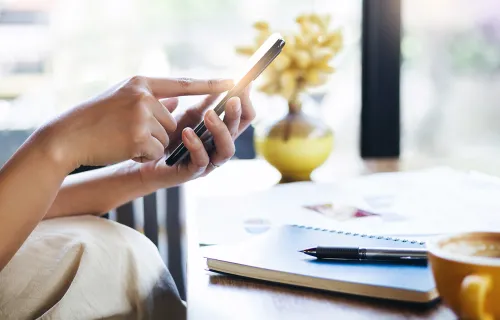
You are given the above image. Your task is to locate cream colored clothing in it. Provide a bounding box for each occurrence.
[0,215,186,320]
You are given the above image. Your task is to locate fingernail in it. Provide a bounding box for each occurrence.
[207,111,219,124]
[232,97,241,113]
[185,128,199,145]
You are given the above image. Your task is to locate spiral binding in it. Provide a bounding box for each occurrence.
[290,224,426,245]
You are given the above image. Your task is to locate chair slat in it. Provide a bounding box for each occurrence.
[116,201,135,228]
[166,186,186,300]
[143,192,159,247]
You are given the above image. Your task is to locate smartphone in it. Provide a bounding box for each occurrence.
[165,33,286,166]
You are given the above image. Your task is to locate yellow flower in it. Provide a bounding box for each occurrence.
[236,13,343,102]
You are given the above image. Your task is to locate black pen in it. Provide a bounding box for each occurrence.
[300,246,428,262]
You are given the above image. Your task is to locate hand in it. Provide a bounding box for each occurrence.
[138,84,256,188]
[41,76,234,170]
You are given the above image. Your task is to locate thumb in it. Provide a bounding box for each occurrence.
[159,97,179,113]
[132,137,165,163]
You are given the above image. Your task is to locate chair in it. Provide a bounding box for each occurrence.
[70,166,186,300]
[114,188,186,300]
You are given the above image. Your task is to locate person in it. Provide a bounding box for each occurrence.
[0,75,255,319]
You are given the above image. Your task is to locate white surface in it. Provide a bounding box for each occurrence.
[184,159,281,198]
[186,161,500,245]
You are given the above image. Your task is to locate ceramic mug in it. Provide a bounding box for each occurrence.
[427,232,500,319]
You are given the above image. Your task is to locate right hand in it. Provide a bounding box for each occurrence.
[42,76,234,170]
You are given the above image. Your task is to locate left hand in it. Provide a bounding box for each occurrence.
[138,84,255,189]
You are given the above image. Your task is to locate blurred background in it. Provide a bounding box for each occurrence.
[0,0,499,171]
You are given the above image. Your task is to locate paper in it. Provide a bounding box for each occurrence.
[191,166,500,245]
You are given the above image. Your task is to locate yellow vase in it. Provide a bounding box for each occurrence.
[254,110,333,182]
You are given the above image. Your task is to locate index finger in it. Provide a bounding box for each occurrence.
[146,77,234,98]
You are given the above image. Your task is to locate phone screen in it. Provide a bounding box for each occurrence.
[233,33,283,84]
[208,33,284,117]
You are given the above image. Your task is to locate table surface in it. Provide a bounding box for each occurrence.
[185,157,457,320]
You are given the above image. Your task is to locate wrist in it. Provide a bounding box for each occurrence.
[137,160,178,192]
[121,160,161,194]
[31,124,79,174]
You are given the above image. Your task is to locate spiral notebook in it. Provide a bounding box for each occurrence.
[202,224,438,303]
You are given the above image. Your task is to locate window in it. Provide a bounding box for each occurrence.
[0,0,361,165]
[401,0,500,173]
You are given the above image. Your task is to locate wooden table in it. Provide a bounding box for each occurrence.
[186,157,457,319]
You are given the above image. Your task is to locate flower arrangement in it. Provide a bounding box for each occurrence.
[236,13,343,113]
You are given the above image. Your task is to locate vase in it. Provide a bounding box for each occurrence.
[254,100,333,182]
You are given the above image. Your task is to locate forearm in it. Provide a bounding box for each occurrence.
[0,129,73,271]
[45,160,154,219]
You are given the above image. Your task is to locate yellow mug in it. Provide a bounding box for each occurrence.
[427,232,500,320]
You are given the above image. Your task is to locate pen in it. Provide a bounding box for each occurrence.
[300,246,428,262]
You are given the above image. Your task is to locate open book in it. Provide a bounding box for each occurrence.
[202,224,438,303]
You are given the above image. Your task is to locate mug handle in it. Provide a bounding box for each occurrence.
[459,274,493,320]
